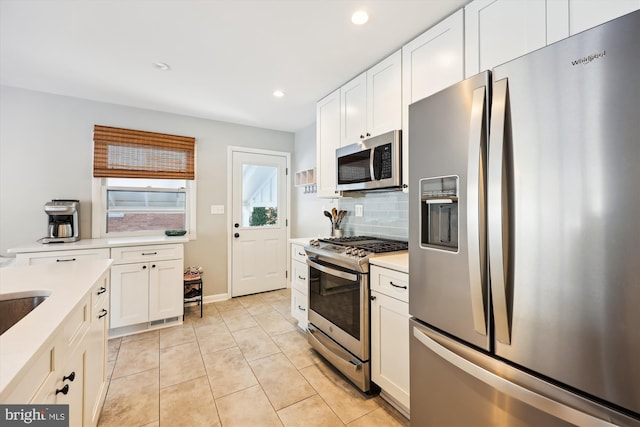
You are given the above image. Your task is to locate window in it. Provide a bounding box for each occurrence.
[91,125,196,238]
[93,178,196,238]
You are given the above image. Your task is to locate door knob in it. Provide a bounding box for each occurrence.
[234,233,240,238]
[234,223,239,228]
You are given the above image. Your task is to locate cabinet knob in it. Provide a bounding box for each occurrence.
[366,132,371,137]
[142,265,147,269]
[97,286,107,295]
[98,309,108,319]
[152,264,156,268]
[370,295,376,301]
[360,134,365,139]
[63,371,75,382]
[56,384,69,395]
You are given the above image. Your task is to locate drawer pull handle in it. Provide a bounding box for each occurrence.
[370,295,376,301]
[298,305,306,311]
[97,287,107,295]
[297,252,306,256]
[56,384,69,395]
[298,275,306,280]
[98,309,108,319]
[56,258,76,262]
[390,281,407,289]
[63,372,75,382]
[142,252,158,256]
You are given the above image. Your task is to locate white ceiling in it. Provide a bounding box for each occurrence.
[0,0,469,133]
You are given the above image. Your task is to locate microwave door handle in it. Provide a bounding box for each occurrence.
[370,147,377,181]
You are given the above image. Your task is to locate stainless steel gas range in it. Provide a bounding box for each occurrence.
[304,236,408,393]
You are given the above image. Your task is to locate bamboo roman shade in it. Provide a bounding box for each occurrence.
[93,125,195,179]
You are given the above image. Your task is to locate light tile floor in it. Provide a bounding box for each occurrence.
[98,288,409,427]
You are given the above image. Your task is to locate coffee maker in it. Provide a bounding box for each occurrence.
[40,199,80,243]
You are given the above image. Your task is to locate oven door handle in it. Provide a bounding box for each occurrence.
[307,258,359,282]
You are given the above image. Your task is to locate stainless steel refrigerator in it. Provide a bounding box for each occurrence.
[408,10,639,426]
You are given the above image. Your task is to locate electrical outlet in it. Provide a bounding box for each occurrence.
[210,205,225,214]
[355,204,363,217]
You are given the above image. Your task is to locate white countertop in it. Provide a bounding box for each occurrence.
[7,235,189,254]
[289,237,313,246]
[369,251,409,273]
[0,259,112,397]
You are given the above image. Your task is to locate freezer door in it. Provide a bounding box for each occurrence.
[410,319,639,427]
[408,71,491,351]
[489,10,640,415]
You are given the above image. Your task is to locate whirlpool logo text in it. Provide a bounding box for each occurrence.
[571,50,606,65]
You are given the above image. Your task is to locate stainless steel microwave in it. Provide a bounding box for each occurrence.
[336,130,402,192]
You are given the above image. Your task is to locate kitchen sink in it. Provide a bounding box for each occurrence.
[0,291,51,336]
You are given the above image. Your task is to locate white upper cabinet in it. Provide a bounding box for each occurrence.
[316,89,341,198]
[465,0,549,78]
[567,0,639,35]
[402,9,464,190]
[465,0,639,77]
[341,50,402,147]
[340,72,367,146]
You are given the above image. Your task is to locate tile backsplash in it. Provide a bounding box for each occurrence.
[338,191,408,241]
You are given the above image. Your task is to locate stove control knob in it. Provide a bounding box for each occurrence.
[309,240,319,247]
[345,247,352,254]
[358,249,367,257]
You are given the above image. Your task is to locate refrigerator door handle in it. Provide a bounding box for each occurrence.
[488,78,511,345]
[467,85,488,336]
[412,326,617,427]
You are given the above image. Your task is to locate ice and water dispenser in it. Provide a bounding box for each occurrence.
[420,176,459,251]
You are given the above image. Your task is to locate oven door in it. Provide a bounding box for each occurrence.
[307,257,369,361]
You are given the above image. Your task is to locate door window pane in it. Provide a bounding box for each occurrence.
[242,164,278,227]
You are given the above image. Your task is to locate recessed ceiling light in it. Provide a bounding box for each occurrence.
[351,10,369,25]
[273,90,285,98]
[152,62,171,71]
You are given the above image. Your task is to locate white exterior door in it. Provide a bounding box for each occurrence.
[230,150,289,297]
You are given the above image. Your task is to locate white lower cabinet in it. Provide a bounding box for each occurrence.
[370,265,410,416]
[110,244,184,329]
[27,272,110,427]
[290,243,309,329]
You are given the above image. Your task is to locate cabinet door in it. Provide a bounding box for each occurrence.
[402,9,464,190]
[465,0,547,77]
[316,89,341,198]
[367,50,402,138]
[371,291,410,412]
[568,0,639,34]
[149,259,183,321]
[56,348,85,427]
[340,72,367,146]
[85,291,109,427]
[110,263,149,328]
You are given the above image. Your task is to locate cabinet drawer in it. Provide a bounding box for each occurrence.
[370,266,408,302]
[17,248,110,266]
[91,274,109,319]
[111,244,183,264]
[291,288,308,329]
[292,244,308,263]
[292,260,308,295]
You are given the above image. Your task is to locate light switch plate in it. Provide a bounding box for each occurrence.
[355,204,363,217]
[210,205,225,214]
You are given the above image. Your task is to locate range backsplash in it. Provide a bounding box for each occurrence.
[338,191,408,241]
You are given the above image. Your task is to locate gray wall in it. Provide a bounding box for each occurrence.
[291,123,338,239]
[0,85,295,297]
